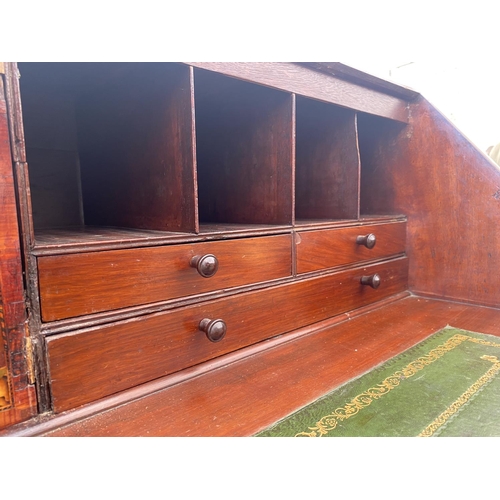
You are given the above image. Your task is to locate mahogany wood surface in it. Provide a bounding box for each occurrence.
[295,96,359,220]
[38,234,293,321]
[0,74,37,428]
[194,68,293,225]
[359,99,500,308]
[300,63,421,101]
[186,63,409,123]
[28,296,500,437]
[77,63,198,232]
[5,62,500,437]
[46,258,408,412]
[296,221,406,274]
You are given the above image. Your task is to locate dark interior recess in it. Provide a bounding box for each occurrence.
[295,96,360,222]
[194,68,294,226]
[18,62,197,235]
[357,112,407,216]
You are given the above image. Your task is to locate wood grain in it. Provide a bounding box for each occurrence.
[300,63,420,101]
[46,257,408,412]
[78,63,197,232]
[187,62,409,123]
[38,234,293,321]
[295,96,359,220]
[28,296,500,437]
[296,221,406,273]
[194,68,293,225]
[359,99,500,307]
[0,73,37,428]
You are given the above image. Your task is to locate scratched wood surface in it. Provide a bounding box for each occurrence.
[0,70,37,429]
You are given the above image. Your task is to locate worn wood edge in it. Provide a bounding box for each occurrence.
[189,65,200,234]
[0,291,411,437]
[300,63,421,101]
[3,63,26,162]
[39,254,408,336]
[0,72,39,425]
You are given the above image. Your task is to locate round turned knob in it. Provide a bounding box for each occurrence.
[190,254,219,278]
[199,318,227,342]
[360,274,381,289]
[356,233,376,249]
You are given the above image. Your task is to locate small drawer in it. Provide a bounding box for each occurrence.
[37,234,292,321]
[46,257,408,412]
[296,221,406,274]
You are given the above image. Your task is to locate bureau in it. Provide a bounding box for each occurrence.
[4,62,497,437]
[1,62,412,428]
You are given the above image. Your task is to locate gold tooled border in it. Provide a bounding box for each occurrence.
[418,355,500,436]
[295,333,500,437]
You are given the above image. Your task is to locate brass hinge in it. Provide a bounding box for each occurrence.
[24,334,36,385]
[0,63,5,75]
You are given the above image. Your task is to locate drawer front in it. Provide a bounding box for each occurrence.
[47,257,408,412]
[38,234,292,321]
[296,221,406,274]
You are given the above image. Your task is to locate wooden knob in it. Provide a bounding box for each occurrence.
[199,318,227,342]
[360,274,381,289]
[356,233,376,249]
[190,254,219,278]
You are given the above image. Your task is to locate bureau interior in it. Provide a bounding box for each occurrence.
[18,62,197,236]
[18,62,402,244]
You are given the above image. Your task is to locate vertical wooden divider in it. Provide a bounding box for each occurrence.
[188,65,200,234]
[354,113,361,219]
[290,93,297,276]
